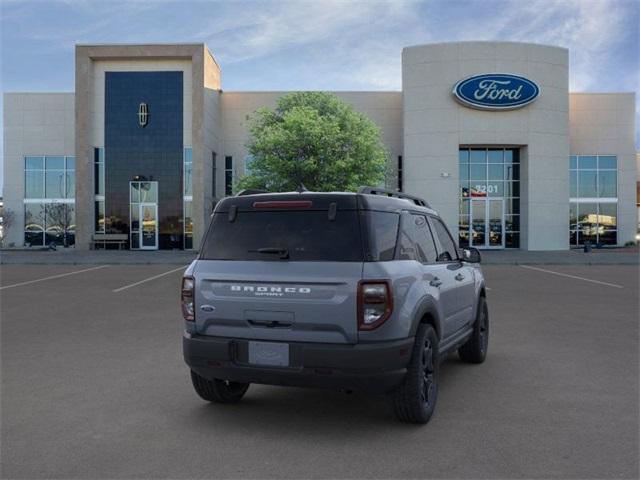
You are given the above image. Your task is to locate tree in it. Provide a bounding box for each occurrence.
[237,92,389,192]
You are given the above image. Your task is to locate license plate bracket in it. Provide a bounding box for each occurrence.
[248,341,290,367]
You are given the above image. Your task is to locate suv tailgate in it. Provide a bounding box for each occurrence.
[194,261,362,344]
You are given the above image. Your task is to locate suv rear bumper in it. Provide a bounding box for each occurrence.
[183,333,414,393]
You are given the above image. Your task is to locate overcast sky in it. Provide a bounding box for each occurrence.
[1,0,638,191]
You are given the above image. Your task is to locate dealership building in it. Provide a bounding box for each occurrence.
[2,41,638,251]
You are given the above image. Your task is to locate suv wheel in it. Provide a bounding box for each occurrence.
[190,370,250,404]
[389,324,438,424]
[458,296,489,364]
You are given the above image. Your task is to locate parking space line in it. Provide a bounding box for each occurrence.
[0,265,109,290]
[519,265,623,289]
[112,265,187,293]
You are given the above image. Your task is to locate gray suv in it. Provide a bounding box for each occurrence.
[182,187,488,423]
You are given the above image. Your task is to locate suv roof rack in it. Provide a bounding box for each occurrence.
[357,186,431,208]
[236,189,268,196]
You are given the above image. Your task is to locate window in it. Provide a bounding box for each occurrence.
[183,148,193,197]
[26,155,74,200]
[182,148,194,249]
[24,155,75,246]
[397,213,437,263]
[184,200,193,250]
[211,151,217,199]
[570,155,617,246]
[24,203,44,246]
[365,211,399,261]
[397,155,403,192]
[201,210,363,262]
[418,216,439,262]
[431,218,458,262]
[225,156,233,196]
[95,200,105,233]
[94,148,105,233]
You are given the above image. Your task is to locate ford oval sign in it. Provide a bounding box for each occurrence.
[453,73,540,110]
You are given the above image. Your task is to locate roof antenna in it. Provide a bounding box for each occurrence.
[296,182,308,193]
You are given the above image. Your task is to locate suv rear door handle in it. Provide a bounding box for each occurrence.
[455,273,465,281]
[429,277,442,287]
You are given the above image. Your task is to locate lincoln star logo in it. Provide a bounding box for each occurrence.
[137,102,149,127]
[230,285,311,297]
[453,74,540,110]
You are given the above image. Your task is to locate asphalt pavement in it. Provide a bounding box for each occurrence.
[1,263,638,479]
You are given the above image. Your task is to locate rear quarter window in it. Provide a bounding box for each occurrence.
[364,211,399,261]
[201,210,364,262]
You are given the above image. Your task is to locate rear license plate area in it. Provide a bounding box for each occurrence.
[248,341,290,367]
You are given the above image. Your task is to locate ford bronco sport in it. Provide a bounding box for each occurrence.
[182,187,488,423]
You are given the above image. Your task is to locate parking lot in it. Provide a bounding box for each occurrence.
[1,263,638,479]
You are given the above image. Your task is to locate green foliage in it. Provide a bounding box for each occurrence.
[237,92,389,192]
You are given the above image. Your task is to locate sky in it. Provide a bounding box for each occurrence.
[1,0,638,191]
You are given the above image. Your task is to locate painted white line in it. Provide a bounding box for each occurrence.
[485,287,492,291]
[519,265,623,289]
[0,265,109,290]
[112,265,187,293]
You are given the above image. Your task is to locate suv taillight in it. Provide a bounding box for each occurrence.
[181,276,195,322]
[358,280,393,330]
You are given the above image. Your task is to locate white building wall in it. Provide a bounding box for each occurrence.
[402,41,570,250]
[569,92,637,245]
[2,93,75,246]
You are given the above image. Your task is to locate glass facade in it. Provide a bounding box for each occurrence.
[459,148,520,248]
[104,71,183,249]
[570,155,617,246]
[24,155,75,246]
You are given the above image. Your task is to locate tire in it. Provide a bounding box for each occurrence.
[458,296,489,364]
[389,324,439,424]
[190,370,250,404]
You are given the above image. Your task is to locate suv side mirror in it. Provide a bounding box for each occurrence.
[461,247,481,263]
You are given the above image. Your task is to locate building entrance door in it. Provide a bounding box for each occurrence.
[130,181,158,250]
[470,198,505,249]
[138,203,158,249]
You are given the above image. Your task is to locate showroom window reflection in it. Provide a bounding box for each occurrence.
[569,155,617,246]
[24,155,75,247]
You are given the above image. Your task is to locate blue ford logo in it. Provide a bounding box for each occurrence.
[453,73,540,110]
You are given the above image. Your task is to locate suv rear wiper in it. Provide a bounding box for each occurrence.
[249,247,290,259]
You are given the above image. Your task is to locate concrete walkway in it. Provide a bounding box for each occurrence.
[1,246,637,265]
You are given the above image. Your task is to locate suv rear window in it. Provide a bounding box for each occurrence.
[201,210,364,262]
